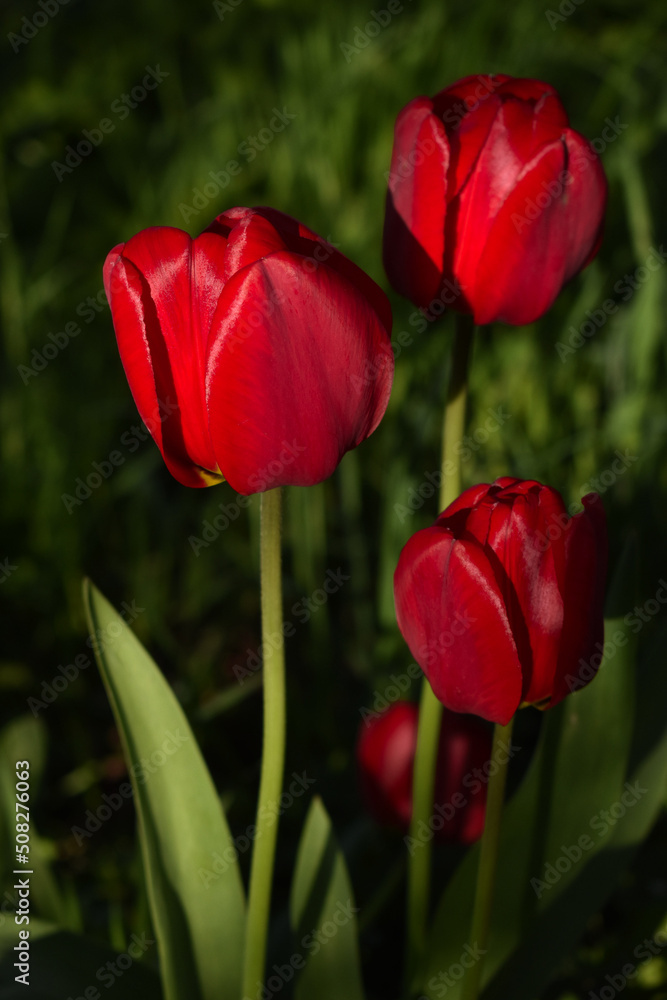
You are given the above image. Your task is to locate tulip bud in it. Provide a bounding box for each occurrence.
[356,701,492,844]
[383,74,607,326]
[104,208,393,492]
[393,479,607,724]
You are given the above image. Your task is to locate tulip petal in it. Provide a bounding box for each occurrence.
[437,482,492,523]
[206,252,393,494]
[383,97,450,309]
[550,494,607,706]
[394,527,523,725]
[561,129,608,277]
[489,491,566,705]
[211,211,289,283]
[471,128,607,325]
[452,99,562,309]
[104,227,226,487]
[207,207,393,333]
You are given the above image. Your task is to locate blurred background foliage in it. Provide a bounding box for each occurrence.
[0,0,666,996]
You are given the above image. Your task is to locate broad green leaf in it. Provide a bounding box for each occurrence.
[82,580,245,1000]
[486,618,667,1000]
[0,928,162,999]
[421,615,636,999]
[290,797,365,1000]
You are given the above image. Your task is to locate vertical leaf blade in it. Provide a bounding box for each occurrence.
[290,797,365,1000]
[82,579,245,1000]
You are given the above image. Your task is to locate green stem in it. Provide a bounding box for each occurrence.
[440,315,474,511]
[242,487,286,999]
[405,315,474,991]
[405,680,444,987]
[460,717,515,1000]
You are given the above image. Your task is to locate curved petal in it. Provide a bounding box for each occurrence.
[470,140,569,325]
[104,227,225,487]
[435,73,513,107]
[550,493,607,706]
[452,100,562,312]
[207,207,393,333]
[561,129,608,278]
[394,526,523,725]
[206,252,393,494]
[383,97,450,309]
[437,482,492,525]
[487,492,565,704]
[213,211,289,284]
[471,127,606,325]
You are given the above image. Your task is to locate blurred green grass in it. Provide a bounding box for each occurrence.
[0,0,666,995]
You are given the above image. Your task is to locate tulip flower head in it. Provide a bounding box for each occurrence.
[356,701,492,843]
[104,207,393,494]
[394,479,607,725]
[383,74,608,325]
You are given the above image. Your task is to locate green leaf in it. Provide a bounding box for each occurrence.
[421,614,636,999]
[82,579,245,1000]
[290,797,365,1000]
[485,617,667,1000]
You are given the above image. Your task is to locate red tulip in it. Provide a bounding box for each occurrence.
[356,701,492,844]
[103,207,393,493]
[383,74,607,325]
[393,479,607,725]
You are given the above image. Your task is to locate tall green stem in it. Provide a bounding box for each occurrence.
[460,717,514,1000]
[242,487,285,999]
[405,315,474,990]
[439,320,474,511]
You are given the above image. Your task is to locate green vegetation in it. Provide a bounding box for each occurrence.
[0,0,665,996]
